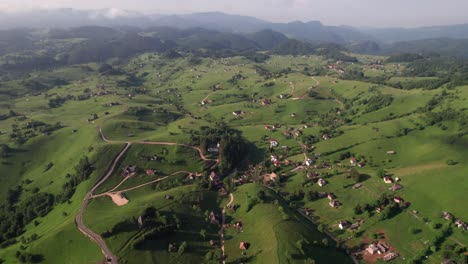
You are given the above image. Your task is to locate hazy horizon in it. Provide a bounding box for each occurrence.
[1,0,468,28]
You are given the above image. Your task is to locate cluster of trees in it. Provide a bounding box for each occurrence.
[192,123,248,173]
[15,251,44,263]
[0,144,11,158]
[362,93,393,113]
[0,192,54,247]
[48,95,74,108]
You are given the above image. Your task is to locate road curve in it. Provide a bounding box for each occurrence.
[75,142,131,264]
[99,128,219,165]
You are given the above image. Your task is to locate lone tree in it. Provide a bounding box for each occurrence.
[376,168,386,178]
[199,229,207,240]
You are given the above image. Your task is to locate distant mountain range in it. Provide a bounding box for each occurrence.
[1,9,468,57]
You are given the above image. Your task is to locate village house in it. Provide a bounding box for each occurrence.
[307,171,318,179]
[208,211,219,225]
[376,242,389,254]
[350,157,357,165]
[352,183,362,189]
[393,196,404,204]
[146,169,155,176]
[329,199,340,208]
[455,219,467,230]
[122,165,137,177]
[442,211,453,220]
[317,178,327,187]
[383,252,399,261]
[386,150,397,154]
[350,222,360,230]
[358,161,366,167]
[290,113,296,117]
[305,158,314,167]
[366,244,379,255]
[232,111,242,116]
[390,184,402,191]
[261,99,270,106]
[322,134,330,140]
[327,192,335,200]
[384,176,393,184]
[270,139,279,148]
[376,207,384,213]
[239,242,249,250]
[338,221,351,230]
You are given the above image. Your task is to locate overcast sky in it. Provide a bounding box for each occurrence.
[1,0,467,28]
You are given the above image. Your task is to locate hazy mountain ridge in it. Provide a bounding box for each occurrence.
[1,8,467,45]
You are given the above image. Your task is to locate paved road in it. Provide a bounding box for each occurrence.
[75,142,131,264]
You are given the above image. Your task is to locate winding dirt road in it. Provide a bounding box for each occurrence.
[75,143,131,264]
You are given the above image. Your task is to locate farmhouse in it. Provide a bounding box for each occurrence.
[366,244,379,254]
[122,165,137,177]
[209,211,219,225]
[317,178,327,187]
[329,200,340,208]
[442,211,453,220]
[350,222,360,230]
[261,99,270,106]
[239,242,249,250]
[305,159,314,166]
[383,252,399,261]
[338,221,351,229]
[393,196,404,204]
[390,184,402,191]
[455,219,467,230]
[270,139,279,148]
